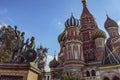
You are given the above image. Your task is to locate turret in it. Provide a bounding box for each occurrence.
[64,13,84,61]
[104,15,119,38]
[92,29,106,61]
[80,0,98,63]
[49,55,59,69]
[104,15,120,57]
[49,55,60,80]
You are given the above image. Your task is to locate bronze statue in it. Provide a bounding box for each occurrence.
[11,26,37,64]
[26,36,35,50]
[13,38,36,63]
[11,26,25,62]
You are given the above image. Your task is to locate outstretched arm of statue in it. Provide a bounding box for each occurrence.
[14,26,19,38]
[25,38,29,45]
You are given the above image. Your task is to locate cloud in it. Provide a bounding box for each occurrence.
[0,22,7,28]
[57,21,62,25]
[45,55,58,72]
[45,55,53,72]
[7,17,16,24]
[117,21,120,26]
[56,21,65,32]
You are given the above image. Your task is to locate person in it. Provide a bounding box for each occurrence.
[27,36,35,50]
[19,32,25,53]
[24,38,29,51]
[11,26,25,62]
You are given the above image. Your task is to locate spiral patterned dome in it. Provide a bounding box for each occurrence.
[49,56,59,68]
[92,29,106,39]
[65,13,80,27]
[104,16,118,29]
[58,30,66,43]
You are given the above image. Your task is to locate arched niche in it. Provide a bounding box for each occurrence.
[103,77,110,80]
[112,76,120,80]
[86,71,90,77]
[91,70,96,76]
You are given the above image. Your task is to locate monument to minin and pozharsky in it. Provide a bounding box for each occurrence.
[0,26,41,80]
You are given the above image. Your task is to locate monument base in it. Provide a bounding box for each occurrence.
[0,63,41,80]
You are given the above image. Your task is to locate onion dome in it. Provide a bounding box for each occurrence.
[65,13,80,27]
[104,16,118,29]
[49,56,59,68]
[58,30,66,43]
[92,29,106,39]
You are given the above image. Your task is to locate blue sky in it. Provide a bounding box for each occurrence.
[0,0,120,57]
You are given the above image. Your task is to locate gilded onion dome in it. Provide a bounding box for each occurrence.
[49,56,59,68]
[104,16,118,29]
[65,13,80,27]
[92,29,106,39]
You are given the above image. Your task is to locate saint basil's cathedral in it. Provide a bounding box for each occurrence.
[49,0,120,80]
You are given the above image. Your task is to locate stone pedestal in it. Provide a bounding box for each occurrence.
[0,63,41,80]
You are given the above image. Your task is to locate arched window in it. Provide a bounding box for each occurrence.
[86,71,90,77]
[91,70,96,76]
[113,76,120,80]
[66,72,69,76]
[103,77,110,80]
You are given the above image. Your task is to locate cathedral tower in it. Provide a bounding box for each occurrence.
[104,16,120,57]
[80,0,98,63]
[58,13,85,75]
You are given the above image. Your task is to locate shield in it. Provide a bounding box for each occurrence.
[25,49,37,62]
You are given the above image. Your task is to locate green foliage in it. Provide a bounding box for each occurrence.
[61,74,86,80]
[0,26,16,63]
[35,45,48,70]
[35,45,48,80]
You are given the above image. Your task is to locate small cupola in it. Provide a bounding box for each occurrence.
[49,55,59,68]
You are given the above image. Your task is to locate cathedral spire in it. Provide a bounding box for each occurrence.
[80,0,97,30]
[81,0,91,17]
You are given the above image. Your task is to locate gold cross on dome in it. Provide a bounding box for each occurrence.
[82,0,86,2]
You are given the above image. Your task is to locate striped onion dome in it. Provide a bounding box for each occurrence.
[65,13,80,27]
[49,56,59,68]
[58,30,66,43]
[92,28,106,39]
[104,16,118,29]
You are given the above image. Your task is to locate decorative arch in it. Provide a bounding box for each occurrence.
[100,70,120,80]
[91,70,96,76]
[103,77,110,80]
[112,76,120,80]
[86,71,90,77]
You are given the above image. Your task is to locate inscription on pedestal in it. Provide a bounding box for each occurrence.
[0,75,23,80]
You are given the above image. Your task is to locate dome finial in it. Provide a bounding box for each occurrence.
[105,10,109,18]
[106,13,109,18]
[82,0,86,2]
[82,0,87,6]
[54,50,56,60]
[71,8,74,17]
